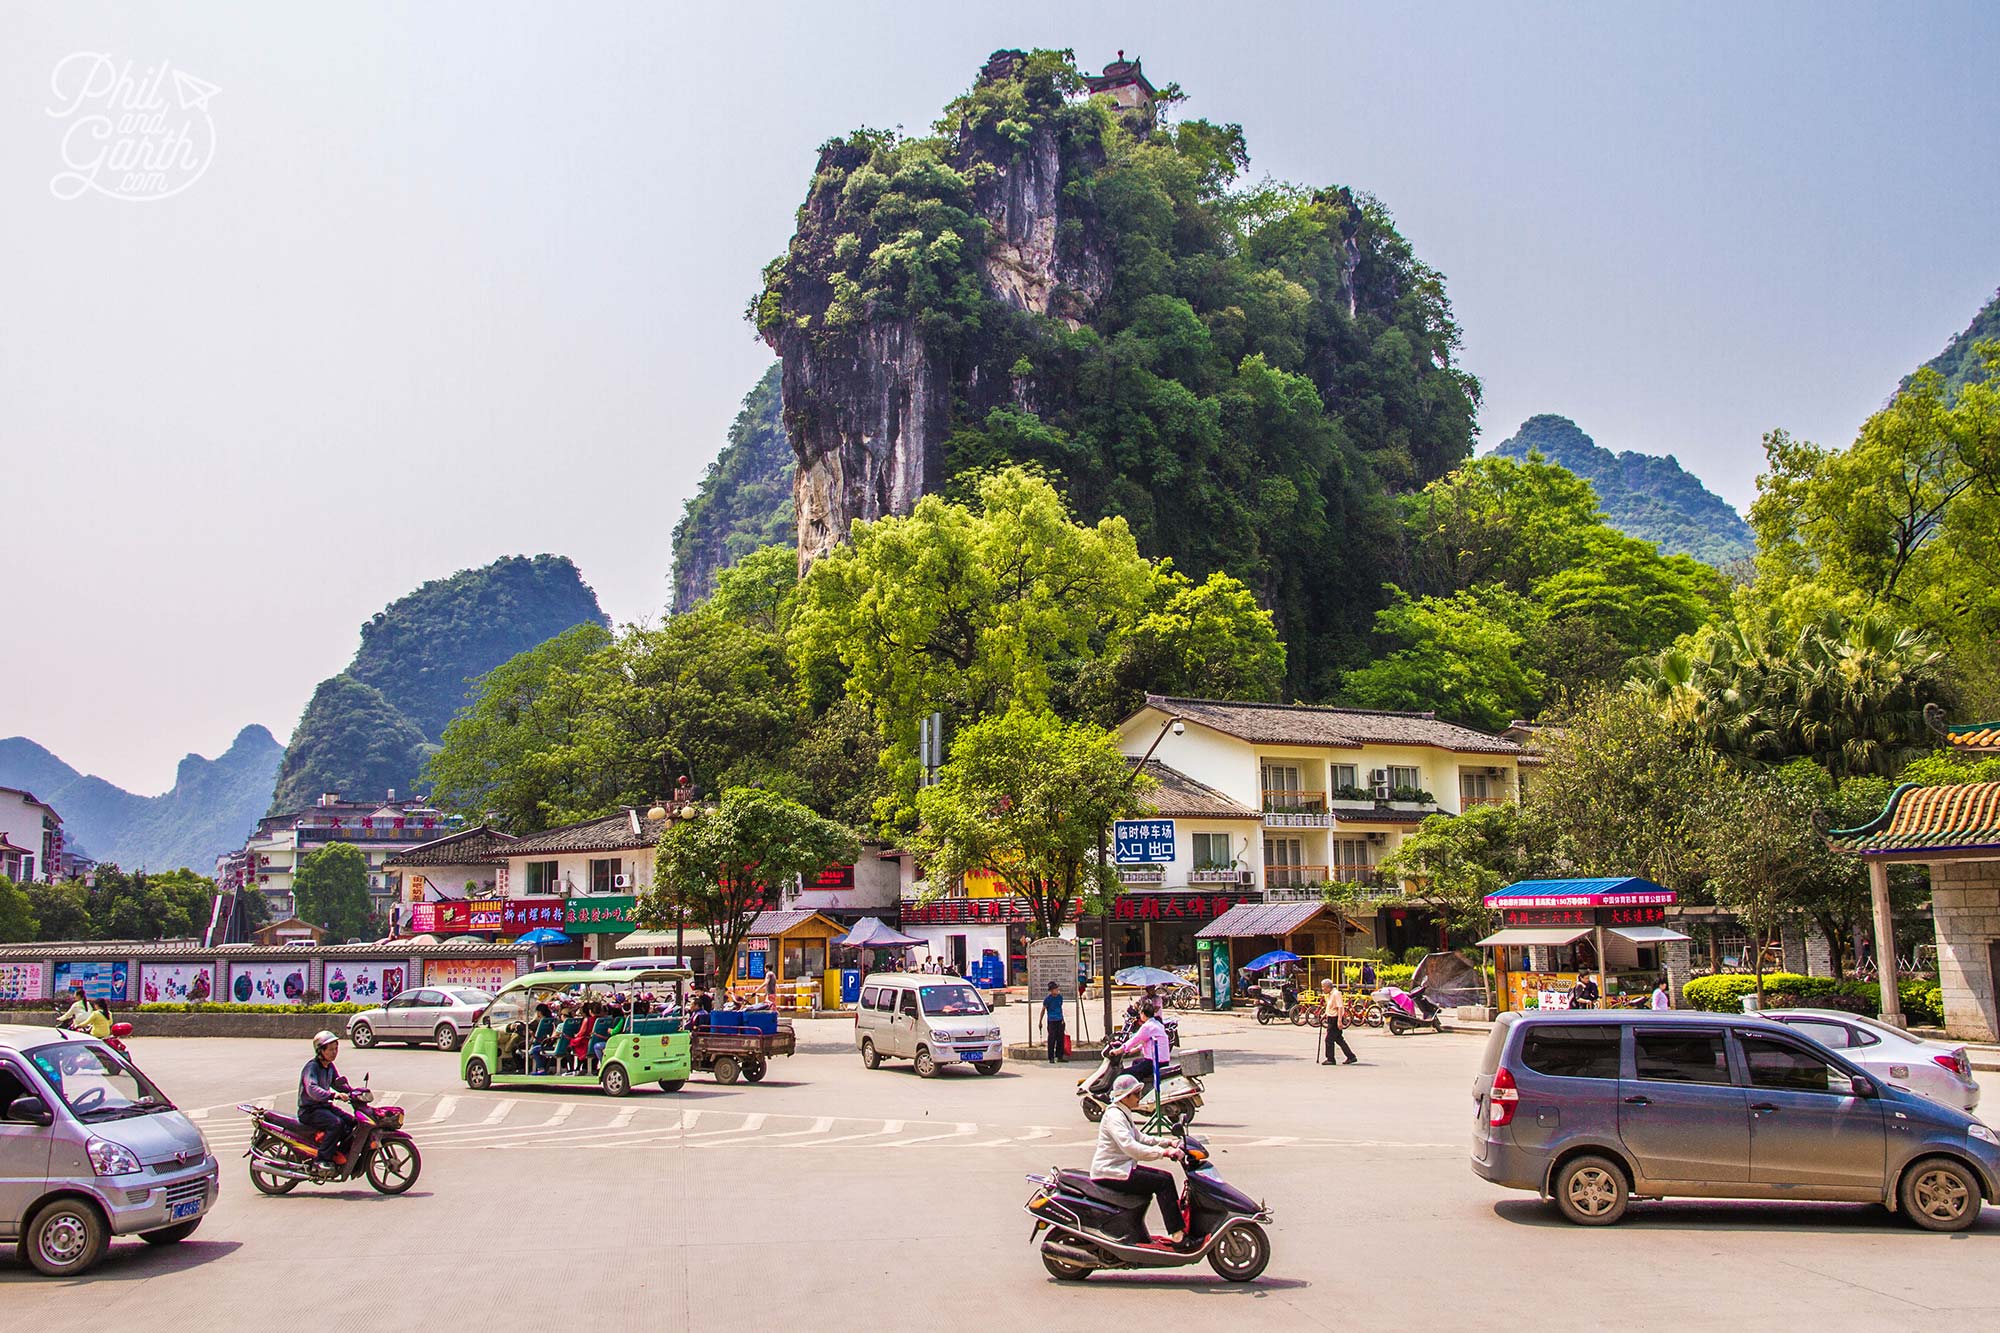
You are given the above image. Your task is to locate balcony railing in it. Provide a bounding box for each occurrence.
[1458,794,1509,810]
[1118,866,1166,886]
[1189,866,1247,885]
[1263,790,1333,827]
[1264,864,1329,888]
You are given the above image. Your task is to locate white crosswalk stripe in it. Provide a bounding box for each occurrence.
[424,1096,459,1123]
[482,1100,517,1125]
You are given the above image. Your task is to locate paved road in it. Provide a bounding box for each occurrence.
[6,1011,1997,1330]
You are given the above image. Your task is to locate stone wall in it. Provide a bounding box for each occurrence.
[1929,859,2000,1042]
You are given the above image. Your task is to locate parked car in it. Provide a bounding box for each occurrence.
[347,986,494,1051]
[1760,1008,1980,1112]
[1471,1010,2000,1231]
[854,973,1004,1077]
[0,1025,219,1276]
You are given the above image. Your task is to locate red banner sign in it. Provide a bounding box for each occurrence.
[1501,905,1667,928]
[435,901,472,932]
[809,864,856,889]
[503,898,565,933]
[469,899,504,929]
[1112,891,1259,923]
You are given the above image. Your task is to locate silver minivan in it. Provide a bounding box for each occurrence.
[1,1025,219,1276]
[1472,1010,2000,1231]
[854,973,1004,1077]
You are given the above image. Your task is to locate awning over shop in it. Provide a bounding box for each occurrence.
[1483,877,1676,909]
[1475,927,1591,948]
[1607,924,1692,944]
[1195,901,1326,939]
[617,928,712,951]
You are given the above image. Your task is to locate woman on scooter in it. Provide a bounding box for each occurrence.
[1091,1074,1186,1245]
[1114,997,1173,1088]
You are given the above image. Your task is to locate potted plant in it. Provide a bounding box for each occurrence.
[1387,785,1435,812]
[1328,783,1375,813]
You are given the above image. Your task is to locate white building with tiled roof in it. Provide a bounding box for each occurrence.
[1114,695,1526,959]
[0,785,63,884]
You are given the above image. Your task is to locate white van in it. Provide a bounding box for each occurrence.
[854,973,1003,1078]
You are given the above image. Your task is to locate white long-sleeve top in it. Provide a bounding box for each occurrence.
[1090,1103,1174,1180]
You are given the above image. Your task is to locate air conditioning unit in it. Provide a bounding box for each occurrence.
[613,873,630,889]
[1237,870,1256,886]
[1372,781,1392,800]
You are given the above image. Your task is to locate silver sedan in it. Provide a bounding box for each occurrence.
[347,986,494,1052]
[1762,1008,1981,1112]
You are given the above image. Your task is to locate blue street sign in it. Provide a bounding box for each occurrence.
[1113,818,1175,865]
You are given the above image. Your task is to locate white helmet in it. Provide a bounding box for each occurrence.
[312,1030,339,1053]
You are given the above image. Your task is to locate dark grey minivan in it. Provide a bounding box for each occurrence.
[1472,1011,2000,1230]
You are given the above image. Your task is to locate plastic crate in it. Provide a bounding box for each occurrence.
[740,1011,778,1034]
[1176,1048,1215,1078]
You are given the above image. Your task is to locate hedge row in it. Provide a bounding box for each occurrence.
[1681,973,1944,1026]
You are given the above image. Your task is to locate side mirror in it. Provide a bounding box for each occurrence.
[1848,1074,1877,1098]
[8,1094,54,1126]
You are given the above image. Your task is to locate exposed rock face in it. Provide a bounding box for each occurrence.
[968,120,1109,325]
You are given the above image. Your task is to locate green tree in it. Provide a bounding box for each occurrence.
[1696,768,1845,1001]
[1341,585,1544,729]
[426,622,615,830]
[27,878,91,941]
[86,866,216,940]
[0,876,37,943]
[905,708,1151,937]
[1377,802,1543,943]
[270,674,434,814]
[645,787,856,984]
[292,843,374,941]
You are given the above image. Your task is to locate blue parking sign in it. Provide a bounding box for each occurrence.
[1113,818,1175,865]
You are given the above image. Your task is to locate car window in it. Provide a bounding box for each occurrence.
[1633,1030,1732,1085]
[899,991,918,1019]
[448,988,492,1005]
[876,988,898,1012]
[27,1042,172,1121]
[0,1061,34,1119]
[859,986,879,1009]
[385,994,415,1009]
[1776,1017,1852,1050]
[1521,1024,1621,1079]
[919,984,989,1017]
[1740,1034,1856,1094]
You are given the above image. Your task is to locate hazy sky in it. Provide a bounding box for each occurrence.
[5,2,1996,793]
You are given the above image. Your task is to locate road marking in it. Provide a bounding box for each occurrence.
[541,1103,578,1127]
[1244,1135,1298,1147]
[880,1121,976,1147]
[1016,1126,1052,1140]
[609,1107,637,1128]
[482,1100,517,1125]
[425,1096,459,1123]
[685,1113,767,1147]
[760,1115,835,1140]
[785,1118,902,1147]
[187,1107,208,1121]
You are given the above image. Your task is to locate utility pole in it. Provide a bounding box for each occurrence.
[1103,712,1184,1041]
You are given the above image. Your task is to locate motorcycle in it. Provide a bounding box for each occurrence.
[1077,1043,1203,1130]
[103,1021,134,1055]
[1252,984,1298,1027]
[238,1078,422,1195]
[1373,984,1444,1036]
[1118,1006,1181,1050]
[1024,1130,1273,1282]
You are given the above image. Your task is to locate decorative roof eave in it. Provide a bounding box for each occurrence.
[1925,701,2000,753]
[1825,778,2000,859]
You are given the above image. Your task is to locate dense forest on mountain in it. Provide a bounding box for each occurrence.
[271,555,608,812]
[1492,415,1753,566]
[1908,287,1999,394]
[738,48,1480,694]
[671,366,794,609]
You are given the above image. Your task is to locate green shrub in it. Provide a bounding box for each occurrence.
[1682,973,1944,1025]
[1376,964,1417,987]
[1401,946,1430,966]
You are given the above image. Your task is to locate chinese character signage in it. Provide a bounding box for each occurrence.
[502,898,565,934]
[809,864,856,889]
[564,895,639,934]
[435,901,473,933]
[1111,891,1257,922]
[423,958,514,991]
[1501,905,1667,928]
[0,961,45,1002]
[409,903,436,934]
[1113,819,1175,866]
[469,899,504,930]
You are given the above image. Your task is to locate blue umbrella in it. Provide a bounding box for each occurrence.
[1242,950,1301,971]
[1114,966,1194,988]
[516,927,571,946]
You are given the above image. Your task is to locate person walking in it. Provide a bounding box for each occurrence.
[1042,982,1067,1063]
[1321,983,1358,1065]
[1650,978,1671,1010]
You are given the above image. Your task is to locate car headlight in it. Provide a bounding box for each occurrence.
[988,1028,1002,1040]
[86,1136,143,1176]
[1969,1123,1998,1147]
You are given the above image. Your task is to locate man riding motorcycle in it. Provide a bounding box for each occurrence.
[1090,1073,1185,1245]
[298,1030,358,1167]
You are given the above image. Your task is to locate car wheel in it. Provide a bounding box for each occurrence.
[861,1038,881,1070]
[975,1060,1002,1076]
[601,1063,631,1097]
[465,1057,491,1090]
[24,1197,108,1277]
[1900,1156,1981,1232]
[914,1047,939,1079]
[1553,1154,1629,1226]
[658,1079,686,1093]
[1207,1222,1271,1282]
[141,1218,202,1245]
[433,1023,459,1052]
[1041,1248,1094,1281]
[350,1021,376,1049]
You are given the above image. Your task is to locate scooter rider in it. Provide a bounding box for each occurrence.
[1090,1074,1185,1245]
[299,1030,357,1167]
[1114,997,1172,1088]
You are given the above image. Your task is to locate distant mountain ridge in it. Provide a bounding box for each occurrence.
[270,554,609,813]
[1492,415,1753,566]
[0,725,284,871]
[1908,286,1999,395]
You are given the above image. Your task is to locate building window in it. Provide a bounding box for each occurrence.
[1461,771,1495,804]
[589,857,622,894]
[1330,763,1359,794]
[1192,832,1233,869]
[1386,766,1420,792]
[526,860,560,894]
[1264,837,1303,867]
[1332,838,1370,868]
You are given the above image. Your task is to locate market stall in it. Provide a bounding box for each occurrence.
[731,910,847,1008]
[1476,877,1691,1011]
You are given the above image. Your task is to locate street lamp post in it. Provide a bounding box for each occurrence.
[1102,714,1184,1041]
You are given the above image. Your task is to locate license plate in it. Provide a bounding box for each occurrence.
[170,1197,202,1221]
[959,1049,986,1061]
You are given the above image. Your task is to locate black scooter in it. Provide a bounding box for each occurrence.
[1252,983,1299,1026]
[1024,1131,1273,1282]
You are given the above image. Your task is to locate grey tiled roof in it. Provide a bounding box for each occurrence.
[0,937,527,962]
[1146,695,1522,755]
[1129,760,1260,820]
[383,826,518,869]
[498,809,671,857]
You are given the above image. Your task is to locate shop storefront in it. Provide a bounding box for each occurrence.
[1107,890,1261,973]
[1476,877,1691,1011]
[900,896,1084,986]
[1194,901,1369,1009]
